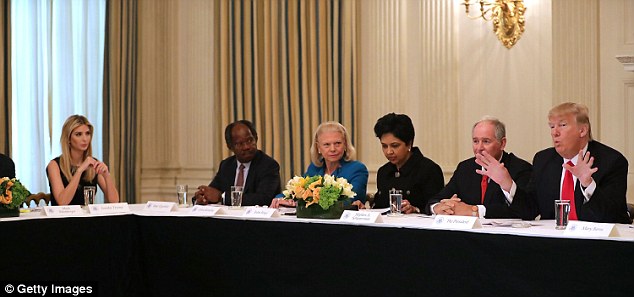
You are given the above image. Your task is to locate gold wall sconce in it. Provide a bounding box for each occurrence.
[462,0,526,49]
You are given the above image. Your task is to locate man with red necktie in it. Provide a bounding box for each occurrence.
[427,116,532,218]
[513,102,631,223]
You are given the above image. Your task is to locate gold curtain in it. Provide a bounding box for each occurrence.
[214,0,360,183]
[103,0,139,203]
[0,0,11,154]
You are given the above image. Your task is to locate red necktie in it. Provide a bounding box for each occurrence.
[562,161,577,220]
[236,164,245,187]
[480,175,488,204]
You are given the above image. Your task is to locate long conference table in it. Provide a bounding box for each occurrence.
[2,204,633,297]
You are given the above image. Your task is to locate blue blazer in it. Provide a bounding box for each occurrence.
[305,159,369,203]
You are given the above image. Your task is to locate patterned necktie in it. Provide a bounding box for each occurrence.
[480,175,488,204]
[562,161,577,220]
[236,164,245,188]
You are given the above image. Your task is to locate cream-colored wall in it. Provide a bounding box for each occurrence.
[360,0,553,192]
[359,0,459,193]
[137,0,634,203]
[599,0,634,203]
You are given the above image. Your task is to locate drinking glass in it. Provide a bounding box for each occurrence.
[83,186,96,206]
[176,184,189,207]
[554,200,570,230]
[230,186,243,209]
[388,189,403,216]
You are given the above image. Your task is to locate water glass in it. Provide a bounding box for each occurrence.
[176,184,189,207]
[554,200,570,230]
[83,186,96,206]
[388,189,403,216]
[230,186,243,209]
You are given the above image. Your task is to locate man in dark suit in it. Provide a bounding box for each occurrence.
[513,102,631,223]
[0,153,16,179]
[194,120,281,206]
[426,117,532,218]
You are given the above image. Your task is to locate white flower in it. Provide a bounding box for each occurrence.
[342,183,356,198]
[323,174,336,187]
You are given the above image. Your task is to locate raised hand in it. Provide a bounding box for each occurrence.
[564,150,598,187]
[475,151,513,192]
[93,161,110,176]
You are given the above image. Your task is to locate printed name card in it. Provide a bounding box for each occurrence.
[564,221,619,237]
[143,201,177,213]
[339,210,383,223]
[243,207,279,218]
[189,205,226,216]
[432,215,482,229]
[88,203,131,214]
[43,205,84,217]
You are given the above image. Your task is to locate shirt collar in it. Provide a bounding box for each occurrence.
[563,143,589,166]
[237,160,251,170]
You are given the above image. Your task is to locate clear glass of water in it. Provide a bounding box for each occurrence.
[230,186,243,209]
[176,184,188,207]
[388,189,403,216]
[83,186,96,206]
[554,199,570,230]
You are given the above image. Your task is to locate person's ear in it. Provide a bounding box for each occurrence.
[579,125,588,138]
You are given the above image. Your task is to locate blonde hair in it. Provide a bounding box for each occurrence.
[310,121,357,167]
[548,102,593,140]
[59,115,95,182]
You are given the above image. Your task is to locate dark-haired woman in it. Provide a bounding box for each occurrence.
[373,113,444,214]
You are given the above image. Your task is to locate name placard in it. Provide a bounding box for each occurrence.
[143,201,177,213]
[88,203,131,215]
[189,205,226,216]
[564,221,619,237]
[43,205,84,217]
[339,210,383,223]
[243,207,279,218]
[432,215,481,229]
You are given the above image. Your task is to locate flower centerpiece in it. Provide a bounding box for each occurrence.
[0,177,30,217]
[282,174,356,219]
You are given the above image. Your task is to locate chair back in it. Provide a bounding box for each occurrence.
[25,192,51,208]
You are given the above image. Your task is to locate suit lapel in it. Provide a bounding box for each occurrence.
[480,152,509,204]
[547,153,564,201]
[241,151,260,193]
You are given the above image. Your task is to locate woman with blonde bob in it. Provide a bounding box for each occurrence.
[46,115,119,205]
[272,121,368,208]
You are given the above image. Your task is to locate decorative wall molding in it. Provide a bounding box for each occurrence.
[616,55,634,71]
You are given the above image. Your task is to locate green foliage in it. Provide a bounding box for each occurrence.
[317,185,342,210]
[0,178,31,209]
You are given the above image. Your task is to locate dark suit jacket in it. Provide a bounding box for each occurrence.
[513,141,631,224]
[374,147,444,210]
[426,151,532,218]
[209,150,281,206]
[0,153,16,179]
